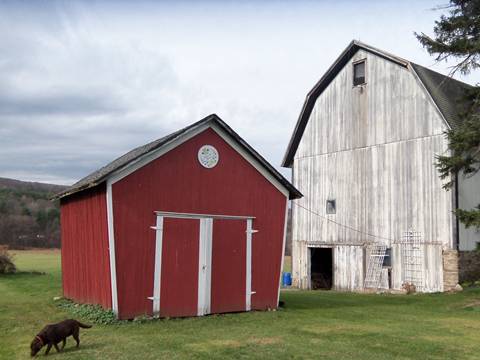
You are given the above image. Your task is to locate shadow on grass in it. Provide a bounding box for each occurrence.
[0,271,46,277]
[37,343,105,357]
[279,290,460,311]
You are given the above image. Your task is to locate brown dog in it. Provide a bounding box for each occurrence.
[30,319,92,357]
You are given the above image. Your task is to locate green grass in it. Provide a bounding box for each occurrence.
[2,250,480,359]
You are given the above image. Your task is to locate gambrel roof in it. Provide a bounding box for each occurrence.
[282,40,474,168]
[55,114,302,200]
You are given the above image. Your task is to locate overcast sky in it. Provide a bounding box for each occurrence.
[1,0,479,185]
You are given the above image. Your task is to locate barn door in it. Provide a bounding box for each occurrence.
[210,219,247,313]
[150,212,255,318]
[157,217,200,318]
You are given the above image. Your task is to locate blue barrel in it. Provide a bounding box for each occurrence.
[282,272,292,286]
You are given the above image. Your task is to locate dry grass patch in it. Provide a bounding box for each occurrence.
[247,336,281,345]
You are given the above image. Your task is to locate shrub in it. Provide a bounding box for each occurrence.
[57,299,118,325]
[0,246,16,274]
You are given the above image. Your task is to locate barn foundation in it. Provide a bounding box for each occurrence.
[443,250,459,291]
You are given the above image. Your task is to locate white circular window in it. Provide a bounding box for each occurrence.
[198,145,219,168]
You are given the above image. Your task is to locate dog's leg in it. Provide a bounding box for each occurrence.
[73,329,80,348]
[53,343,60,353]
[61,338,66,350]
[45,344,52,355]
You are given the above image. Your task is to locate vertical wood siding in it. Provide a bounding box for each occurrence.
[112,128,287,319]
[292,50,453,292]
[211,219,247,314]
[458,172,480,250]
[159,218,199,318]
[60,184,111,308]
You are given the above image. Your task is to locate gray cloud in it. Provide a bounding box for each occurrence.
[0,0,479,185]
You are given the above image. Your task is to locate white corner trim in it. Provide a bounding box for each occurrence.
[106,181,118,316]
[277,196,289,306]
[108,122,212,185]
[210,124,290,198]
[197,218,213,316]
[246,218,253,311]
[152,216,164,316]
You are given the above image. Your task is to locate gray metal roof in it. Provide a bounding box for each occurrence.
[282,40,473,168]
[55,114,302,200]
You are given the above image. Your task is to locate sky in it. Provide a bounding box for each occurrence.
[1,0,479,185]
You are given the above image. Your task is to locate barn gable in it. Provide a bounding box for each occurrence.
[56,114,301,201]
[282,40,473,168]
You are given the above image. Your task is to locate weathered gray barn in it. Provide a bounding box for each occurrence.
[283,40,480,293]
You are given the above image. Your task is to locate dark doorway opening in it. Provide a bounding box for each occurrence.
[310,248,333,290]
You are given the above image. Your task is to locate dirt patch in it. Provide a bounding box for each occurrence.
[463,299,480,309]
[209,339,242,348]
[441,317,480,331]
[248,337,281,345]
[11,248,60,255]
[302,323,385,335]
[187,339,242,352]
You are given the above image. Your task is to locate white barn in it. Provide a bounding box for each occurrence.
[283,41,480,293]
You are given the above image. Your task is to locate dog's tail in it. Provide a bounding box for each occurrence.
[76,321,92,329]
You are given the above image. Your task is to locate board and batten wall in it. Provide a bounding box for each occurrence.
[292,49,455,292]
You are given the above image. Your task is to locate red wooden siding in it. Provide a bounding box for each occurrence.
[211,219,246,313]
[112,128,287,319]
[60,184,111,309]
[160,218,199,317]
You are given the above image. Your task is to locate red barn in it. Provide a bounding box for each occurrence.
[55,114,301,319]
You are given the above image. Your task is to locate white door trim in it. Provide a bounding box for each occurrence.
[198,218,213,316]
[246,219,253,311]
[155,211,255,220]
[150,211,255,317]
[151,216,163,316]
[245,219,259,311]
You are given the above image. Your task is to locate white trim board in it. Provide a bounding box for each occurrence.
[106,181,118,315]
[155,211,255,220]
[246,219,254,311]
[198,218,213,316]
[152,216,163,316]
[277,196,289,307]
[108,123,212,185]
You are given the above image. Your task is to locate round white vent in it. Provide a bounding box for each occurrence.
[198,145,219,168]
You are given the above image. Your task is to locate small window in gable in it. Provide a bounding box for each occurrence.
[353,60,366,86]
[326,199,336,214]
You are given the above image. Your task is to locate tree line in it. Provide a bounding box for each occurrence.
[0,178,66,248]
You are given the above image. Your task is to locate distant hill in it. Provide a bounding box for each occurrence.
[0,177,68,249]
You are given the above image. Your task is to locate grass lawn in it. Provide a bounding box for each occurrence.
[2,251,480,359]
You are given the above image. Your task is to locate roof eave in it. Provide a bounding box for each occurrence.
[55,114,302,201]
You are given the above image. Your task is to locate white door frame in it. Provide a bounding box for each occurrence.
[149,211,257,317]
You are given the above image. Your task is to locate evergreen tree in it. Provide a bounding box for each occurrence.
[416,0,480,229]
